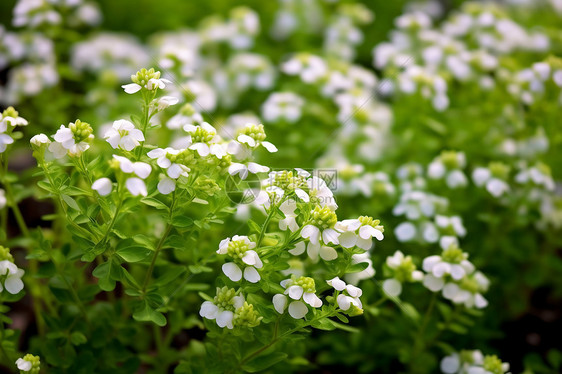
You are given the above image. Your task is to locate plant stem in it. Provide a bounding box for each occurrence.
[141,190,176,293]
[40,163,97,241]
[409,293,437,373]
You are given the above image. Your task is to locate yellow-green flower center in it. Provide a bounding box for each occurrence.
[310,206,337,230]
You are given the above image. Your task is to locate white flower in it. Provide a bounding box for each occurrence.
[1,111,28,127]
[422,253,474,281]
[0,260,24,294]
[182,122,223,157]
[301,224,339,246]
[156,96,179,111]
[336,217,384,250]
[30,133,50,147]
[147,148,190,180]
[217,236,262,283]
[327,276,363,310]
[92,178,113,196]
[282,54,328,83]
[472,167,509,197]
[394,222,416,242]
[279,199,299,232]
[382,278,402,297]
[49,123,93,158]
[435,215,466,237]
[199,288,245,329]
[15,358,32,372]
[122,77,172,94]
[228,162,269,180]
[104,120,144,151]
[440,354,460,374]
[0,189,6,209]
[125,178,148,197]
[345,252,376,284]
[288,241,338,262]
[273,276,323,319]
[112,155,151,179]
[261,92,304,123]
[235,134,278,153]
[0,133,14,153]
[157,177,176,195]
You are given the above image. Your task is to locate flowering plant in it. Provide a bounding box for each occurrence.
[1,0,562,373]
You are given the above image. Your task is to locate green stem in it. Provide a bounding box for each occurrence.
[141,191,177,293]
[409,293,437,373]
[257,198,283,248]
[136,92,154,161]
[1,158,46,335]
[233,313,334,372]
[97,186,125,246]
[40,163,97,241]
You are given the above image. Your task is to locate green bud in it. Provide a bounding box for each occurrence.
[214,286,238,312]
[358,216,384,232]
[292,276,316,293]
[233,302,262,328]
[18,354,40,374]
[441,246,467,264]
[310,206,338,229]
[0,246,14,262]
[70,119,94,144]
[2,106,18,119]
[441,150,460,169]
[483,355,507,374]
[131,68,161,87]
[489,162,510,180]
[194,176,221,197]
[238,124,266,144]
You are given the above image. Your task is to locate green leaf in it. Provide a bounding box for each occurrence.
[248,220,261,233]
[116,246,151,263]
[172,215,194,228]
[310,318,336,331]
[346,261,369,273]
[92,261,117,291]
[188,264,212,274]
[61,194,80,211]
[141,197,169,210]
[70,332,87,346]
[133,301,167,326]
[242,352,288,372]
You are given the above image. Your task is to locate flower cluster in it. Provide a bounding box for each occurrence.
[423,244,489,309]
[441,350,510,374]
[200,287,261,329]
[15,354,40,374]
[0,246,25,295]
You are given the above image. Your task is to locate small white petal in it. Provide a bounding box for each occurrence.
[383,278,402,297]
[288,301,308,319]
[273,294,287,314]
[122,83,142,94]
[261,141,278,152]
[327,277,346,291]
[216,310,234,329]
[288,241,306,256]
[222,263,242,282]
[303,292,322,308]
[287,285,304,300]
[423,275,444,292]
[157,178,176,195]
[92,178,112,196]
[243,266,260,283]
[199,301,219,319]
[126,178,147,196]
